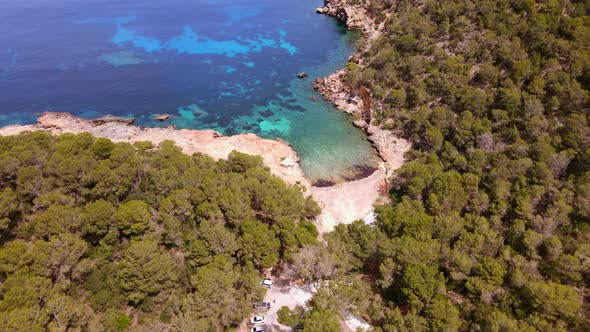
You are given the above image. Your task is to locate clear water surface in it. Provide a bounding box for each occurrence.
[0,0,379,183]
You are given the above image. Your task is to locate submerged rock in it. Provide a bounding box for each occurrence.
[97,51,144,67]
[312,179,336,187]
[260,110,274,117]
[155,114,172,121]
[90,116,135,126]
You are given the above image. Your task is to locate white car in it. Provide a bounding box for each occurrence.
[250,327,264,332]
[260,278,273,288]
[250,315,264,324]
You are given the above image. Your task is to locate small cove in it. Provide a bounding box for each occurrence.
[0,0,380,183]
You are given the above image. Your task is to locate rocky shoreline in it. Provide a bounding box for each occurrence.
[307,0,411,233]
[0,112,310,188]
[315,0,411,178]
[316,0,378,32]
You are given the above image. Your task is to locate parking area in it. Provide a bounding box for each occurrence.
[262,281,314,331]
[243,277,370,332]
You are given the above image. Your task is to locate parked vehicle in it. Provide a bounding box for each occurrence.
[250,315,264,324]
[260,278,273,288]
[252,302,271,310]
[250,327,264,332]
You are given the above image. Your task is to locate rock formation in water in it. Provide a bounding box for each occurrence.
[155,114,172,121]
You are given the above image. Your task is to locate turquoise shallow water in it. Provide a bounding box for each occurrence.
[0,0,379,183]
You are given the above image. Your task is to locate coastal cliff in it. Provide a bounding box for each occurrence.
[316,0,378,31]
[315,0,411,176]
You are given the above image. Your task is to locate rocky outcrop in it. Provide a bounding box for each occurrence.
[155,114,172,121]
[90,116,135,126]
[2,112,309,189]
[353,119,368,129]
[314,0,381,119]
[314,70,367,115]
[36,112,135,128]
[314,71,372,120]
[316,0,374,31]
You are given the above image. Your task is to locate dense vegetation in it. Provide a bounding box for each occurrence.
[0,132,320,331]
[303,0,590,330]
[3,1,590,331]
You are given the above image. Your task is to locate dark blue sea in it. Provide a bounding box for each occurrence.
[0,0,379,182]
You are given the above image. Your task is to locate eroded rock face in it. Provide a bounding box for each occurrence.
[317,0,369,29]
[315,69,411,174]
[314,70,365,115]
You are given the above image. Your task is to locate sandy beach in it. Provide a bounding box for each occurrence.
[311,136,410,233]
[0,112,409,233]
